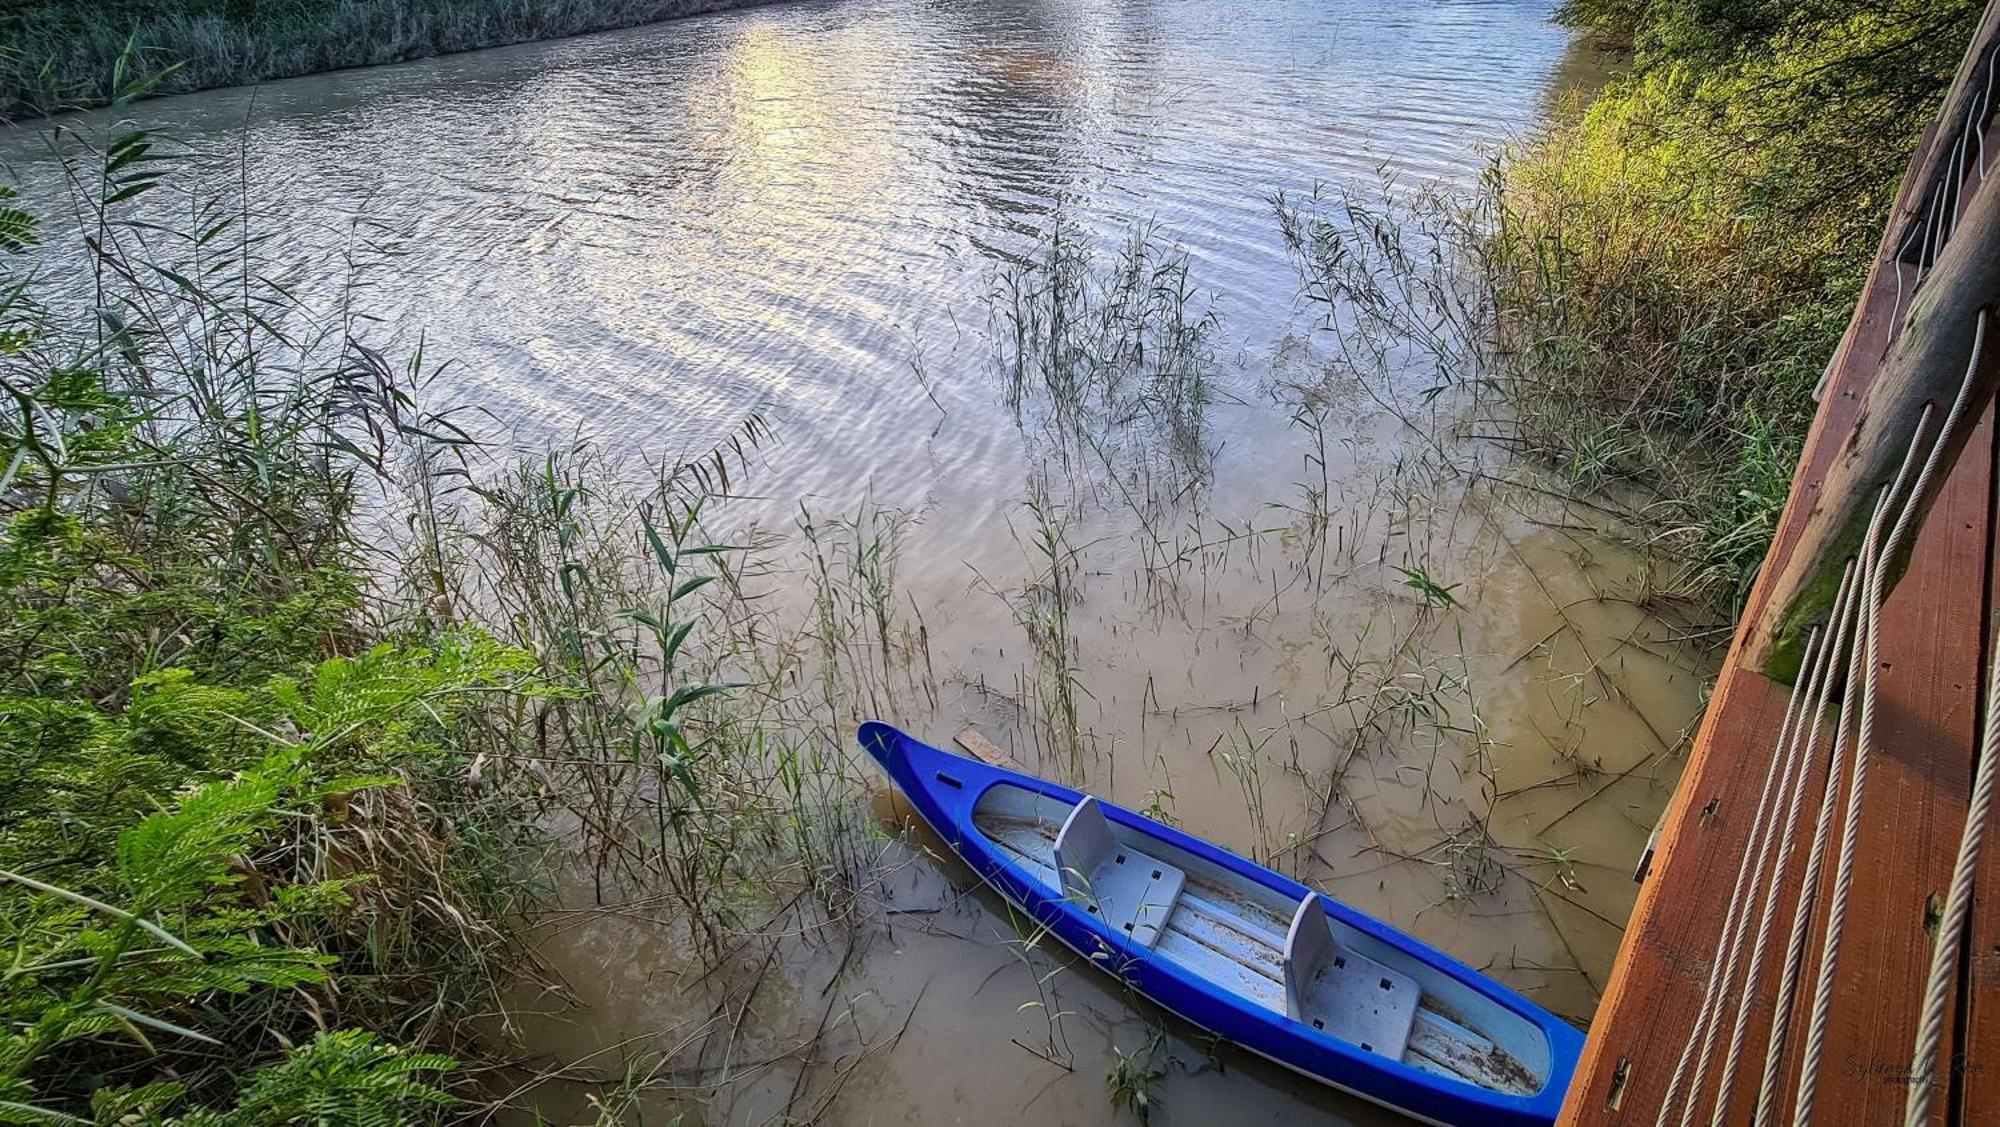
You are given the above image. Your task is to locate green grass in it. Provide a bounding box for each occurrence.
[0,66,803,1119]
[2,0,773,116]
[1481,0,1985,608]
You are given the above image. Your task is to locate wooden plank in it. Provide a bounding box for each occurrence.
[1957,384,2000,1127]
[953,725,1024,772]
[1761,403,1989,1124]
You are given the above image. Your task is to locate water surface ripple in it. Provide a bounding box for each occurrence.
[4,0,1583,550]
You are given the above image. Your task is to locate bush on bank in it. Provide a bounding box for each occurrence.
[0,60,782,1112]
[0,94,557,1116]
[1488,0,1985,605]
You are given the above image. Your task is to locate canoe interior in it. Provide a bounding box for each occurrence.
[972,781,1547,1096]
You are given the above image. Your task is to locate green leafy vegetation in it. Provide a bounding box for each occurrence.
[1,0,769,116]
[1104,1029,1166,1124]
[0,66,792,1119]
[0,88,534,1121]
[1486,0,1985,606]
[1396,565,1462,610]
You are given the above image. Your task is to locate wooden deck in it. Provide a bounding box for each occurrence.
[1561,7,2000,1125]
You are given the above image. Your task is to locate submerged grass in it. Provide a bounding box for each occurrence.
[0,63,894,1121]
[997,214,1217,477]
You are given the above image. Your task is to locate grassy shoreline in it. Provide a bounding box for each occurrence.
[0,68,814,1116]
[1483,0,1983,609]
[3,0,784,117]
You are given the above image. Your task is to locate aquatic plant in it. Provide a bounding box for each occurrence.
[1396,565,1462,611]
[996,215,1219,472]
[1104,1029,1166,1124]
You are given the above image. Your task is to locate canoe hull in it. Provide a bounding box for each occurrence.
[859,721,1581,1127]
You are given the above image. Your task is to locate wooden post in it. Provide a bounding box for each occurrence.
[1744,17,2000,681]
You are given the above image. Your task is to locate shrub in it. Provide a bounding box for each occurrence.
[1486,0,1984,606]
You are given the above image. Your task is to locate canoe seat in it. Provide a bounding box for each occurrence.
[1283,893,1420,1059]
[1052,797,1185,948]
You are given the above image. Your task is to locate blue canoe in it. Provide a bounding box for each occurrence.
[859,722,1582,1126]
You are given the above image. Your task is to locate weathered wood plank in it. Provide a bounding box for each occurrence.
[952,725,1024,772]
[1760,403,1988,1124]
[1959,404,2000,1127]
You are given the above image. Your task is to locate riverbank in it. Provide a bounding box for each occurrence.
[2,0,782,115]
[1483,0,1984,609]
[0,100,816,1117]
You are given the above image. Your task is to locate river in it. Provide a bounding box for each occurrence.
[0,1,1710,1122]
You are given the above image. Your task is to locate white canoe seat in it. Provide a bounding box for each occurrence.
[1052,797,1185,948]
[1283,893,1420,1059]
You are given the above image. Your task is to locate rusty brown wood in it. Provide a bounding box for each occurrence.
[1957,392,2000,1127]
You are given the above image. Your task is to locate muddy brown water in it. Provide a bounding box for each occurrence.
[1,0,1709,1122]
